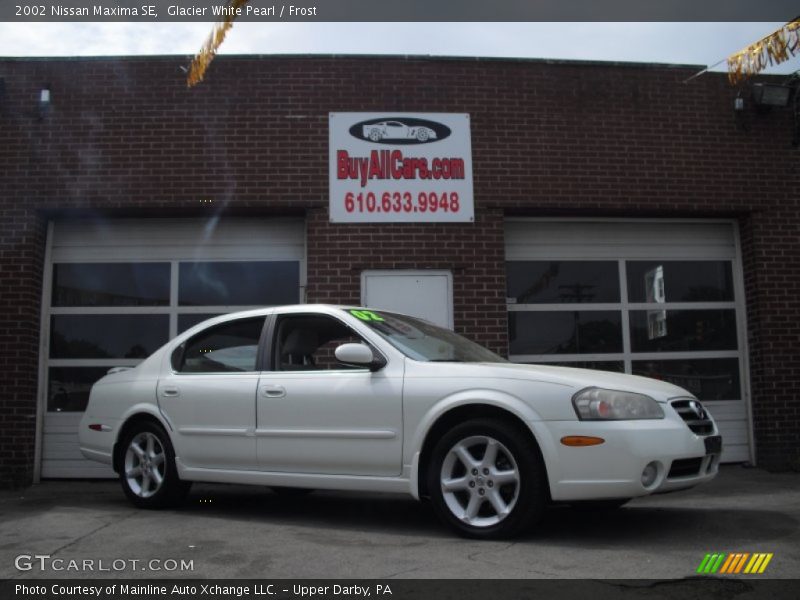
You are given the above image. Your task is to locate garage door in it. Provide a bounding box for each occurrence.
[505,219,752,463]
[39,217,305,478]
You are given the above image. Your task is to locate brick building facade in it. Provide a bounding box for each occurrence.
[1,55,797,486]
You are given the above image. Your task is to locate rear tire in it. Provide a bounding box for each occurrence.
[426,418,547,539]
[119,421,190,509]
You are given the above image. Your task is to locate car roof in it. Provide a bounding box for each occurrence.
[172,305,370,340]
[202,304,392,319]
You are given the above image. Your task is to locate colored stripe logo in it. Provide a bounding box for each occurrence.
[697,553,773,574]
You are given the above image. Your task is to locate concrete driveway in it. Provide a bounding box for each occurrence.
[1,465,797,580]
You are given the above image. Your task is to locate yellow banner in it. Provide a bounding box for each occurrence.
[727,20,800,85]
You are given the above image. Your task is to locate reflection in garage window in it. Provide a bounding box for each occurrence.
[48,367,111,412]
[631,358,741,401]
[178,313,221,334]
[506,261,620,304]
[50,315,169,359]
[629,310,738,353]
[627,261,734,303]
[509,311,623,355]
[506,254,743,407]
[538,361,625,373]
[179,261,299,306]
[52,263,170,307]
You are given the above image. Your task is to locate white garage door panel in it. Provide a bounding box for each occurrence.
[506,221,737,260]
[41,461,114,479]
[505,219,752,465]
[43,437,89,460]
[41,217,305,479]
[52,218,305,261]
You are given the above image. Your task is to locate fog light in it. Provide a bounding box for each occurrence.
[641,462,658,487]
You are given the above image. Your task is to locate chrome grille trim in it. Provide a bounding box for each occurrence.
[670,398,715,435]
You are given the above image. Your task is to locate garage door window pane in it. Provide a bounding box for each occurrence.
[535,361,625,373]
[629,309,738,352]
[52,263,170,307]
[178,313,221,333]
[179,261,299,306]
[626,261,734,303]
[50,315,169,359]
[509,311,623,355]
[632,358,740,400]
[506,261,619,303]
[48,367,110,412]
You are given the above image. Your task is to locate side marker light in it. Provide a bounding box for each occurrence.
[560,436,605,447]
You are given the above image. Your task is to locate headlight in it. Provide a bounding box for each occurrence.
[572,387,664,420]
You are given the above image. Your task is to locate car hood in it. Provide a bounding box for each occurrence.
[430,362,693,402]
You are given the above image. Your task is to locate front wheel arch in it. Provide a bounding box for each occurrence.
[417,404,549,501]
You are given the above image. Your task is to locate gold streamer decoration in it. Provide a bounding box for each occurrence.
[727,19,800,85]
[186,0,251,87]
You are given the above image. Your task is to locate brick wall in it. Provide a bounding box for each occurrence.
[0,55,797,483]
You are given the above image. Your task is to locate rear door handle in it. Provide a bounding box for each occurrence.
[261,385,286,398]
[161,387,180,397]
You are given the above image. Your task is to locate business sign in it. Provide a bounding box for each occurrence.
[329,113,474,223]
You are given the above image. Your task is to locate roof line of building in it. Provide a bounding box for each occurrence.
[0,52,706,71]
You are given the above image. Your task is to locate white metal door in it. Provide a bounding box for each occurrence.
[256,311,404,476]
[361,270,453,329]
[256,369,404,476]
[157,373,259,470]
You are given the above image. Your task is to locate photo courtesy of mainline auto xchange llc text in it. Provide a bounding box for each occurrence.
[7,580,800,600]
[12,584,388,598]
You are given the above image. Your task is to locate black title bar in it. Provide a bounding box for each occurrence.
[3,0,799,22]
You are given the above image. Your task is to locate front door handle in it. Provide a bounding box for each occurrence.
[161,387,180,397]
[261,385,286,398]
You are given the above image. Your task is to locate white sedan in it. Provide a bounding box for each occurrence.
[79,305,721,538]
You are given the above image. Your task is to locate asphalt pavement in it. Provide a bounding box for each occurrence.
[0,465,798,580]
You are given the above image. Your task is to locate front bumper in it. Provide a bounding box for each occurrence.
[533,415,721,501]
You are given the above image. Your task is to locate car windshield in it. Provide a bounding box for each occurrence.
[343,309,507,363]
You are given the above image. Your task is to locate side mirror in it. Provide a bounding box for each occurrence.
[334,343,386,371]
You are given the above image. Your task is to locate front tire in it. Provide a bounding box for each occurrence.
[427,418,547,539]
[119,421,190,509]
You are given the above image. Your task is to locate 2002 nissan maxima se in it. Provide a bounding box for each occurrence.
[79,304,721,538]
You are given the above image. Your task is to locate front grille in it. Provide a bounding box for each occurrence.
[671,399,715,435]
[668,457,703,478]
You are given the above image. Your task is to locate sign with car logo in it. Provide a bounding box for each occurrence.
[329,112,474,223]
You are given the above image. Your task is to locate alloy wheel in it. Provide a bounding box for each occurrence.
[439,435,520,528]
[124,431,166,498]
